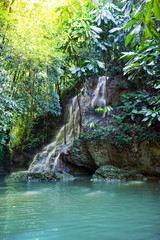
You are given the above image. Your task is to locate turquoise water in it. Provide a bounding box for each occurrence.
[0,176,160,240]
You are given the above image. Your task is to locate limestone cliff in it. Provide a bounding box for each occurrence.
[28,76,160,178]
[63,141,160,177]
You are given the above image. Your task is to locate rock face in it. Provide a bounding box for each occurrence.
[64,140,160,177]
[27,76,160,178]
[28,76,108,173]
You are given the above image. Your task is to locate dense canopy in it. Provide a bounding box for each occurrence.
[0,0,160,170]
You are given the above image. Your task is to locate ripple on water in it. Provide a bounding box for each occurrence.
[85,190,106,196]
[0,179,160,240]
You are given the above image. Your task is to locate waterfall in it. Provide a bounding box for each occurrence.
[29,76,107,173]
[91,76,106,109]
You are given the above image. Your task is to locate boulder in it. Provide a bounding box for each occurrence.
[91,165,146,182]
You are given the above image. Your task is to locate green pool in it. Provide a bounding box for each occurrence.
[0,176,160,240]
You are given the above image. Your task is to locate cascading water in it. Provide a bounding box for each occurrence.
[29,76,107,173]
[91,76,106,109]
[29,95,81,173]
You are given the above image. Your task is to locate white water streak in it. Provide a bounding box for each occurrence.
[29,77,107,173]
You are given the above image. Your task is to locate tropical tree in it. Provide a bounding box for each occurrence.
[119,0,160,125]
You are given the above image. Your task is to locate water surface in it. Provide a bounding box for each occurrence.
[0,176,160,240]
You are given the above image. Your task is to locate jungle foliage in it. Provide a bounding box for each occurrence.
[0,0,160,169]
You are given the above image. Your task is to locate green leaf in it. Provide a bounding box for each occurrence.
[119,52,136,59]
[109,27,122,33]
[105,10,115,22]
[132,109,138,114]
[77,71,81,77]
[142,117,149,122]
[124,19,138,30]
[146,0,152,23]
[146,25,153,38]
[90,26,103,33]
[148,120,152,127]
[131,114,135,120]
[150,25,160,37]
[87,64,94,70]
[153,0,160,19]
[96,61,105,69]
[81,68,85,73]
[111,3,121,11]
[130,25,141,35]
[95,107,103,113]
[124,1,132,16]
[154,82,160,89]
[146,68,155,75]
[103,106,113,112]
[69,66,80,74]
[152,113,156,117]
[125,33,133,46]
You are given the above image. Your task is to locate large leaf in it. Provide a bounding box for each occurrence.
[105,10,115,22]
[154,82,160,89]
[96,61,105,69]
[124,19,139,30]
[146,0,152,23]
[69,66,80,74]
[87,64,94,70]
[124,0,132,16]
[153,0,160,19]
[125,32,133,46]
[142,116,149,122]
[119,51,136,59]
[130,25,141,35]
[150,25,160,37]
[146,25,153,38]
[90,26,103,33]
[109,27,122,33]
[110,3,121,12]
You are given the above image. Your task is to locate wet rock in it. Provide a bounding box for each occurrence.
[91,165,146,182]
[6,171,29,183]
[6,171,75,183]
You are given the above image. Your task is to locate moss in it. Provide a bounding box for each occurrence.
[91,165,145,182]
[6,171,75,182]
[6,171,29,183]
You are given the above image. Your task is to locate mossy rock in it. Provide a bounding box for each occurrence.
[91,165,146,182]
[28,171,75,181]
[6,171,75,183]
[6,171,29,183]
